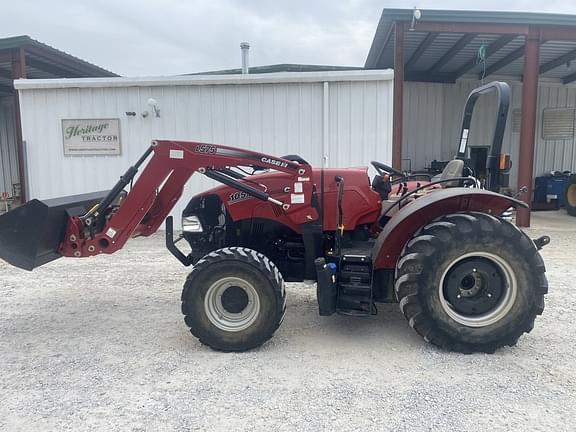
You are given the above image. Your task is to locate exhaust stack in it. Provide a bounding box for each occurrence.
[240,42,250,74]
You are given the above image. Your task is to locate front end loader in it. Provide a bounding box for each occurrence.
[0,81,550,353]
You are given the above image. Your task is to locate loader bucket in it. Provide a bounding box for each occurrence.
[0,191,108,271]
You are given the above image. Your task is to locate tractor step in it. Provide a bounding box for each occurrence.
[336,254,373,316]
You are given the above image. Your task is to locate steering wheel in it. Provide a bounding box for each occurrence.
[371,161,404,177]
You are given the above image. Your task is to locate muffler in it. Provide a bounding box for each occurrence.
[0,191,108,271]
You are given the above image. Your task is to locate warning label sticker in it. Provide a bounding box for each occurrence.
[290,194,305,204]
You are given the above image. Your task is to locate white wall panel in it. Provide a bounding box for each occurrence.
[403,82,444,172]
[17,72,393,221]
[326,80,393,174]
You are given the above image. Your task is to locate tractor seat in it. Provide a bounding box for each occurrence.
[434,159,464,188]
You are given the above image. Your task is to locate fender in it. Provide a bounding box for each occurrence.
[372,188,528,269]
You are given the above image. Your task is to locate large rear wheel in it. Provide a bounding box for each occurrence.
[181,247,286,351]
[395,212,548,353]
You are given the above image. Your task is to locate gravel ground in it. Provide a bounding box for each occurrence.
[1,211,575,432]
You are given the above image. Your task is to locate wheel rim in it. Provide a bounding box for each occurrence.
[567,184,576,208]
[204,277,260,332]
[439,252,517,327]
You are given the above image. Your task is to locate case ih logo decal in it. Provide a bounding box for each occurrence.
[228,191,251,204]
[194,144,217,154]
[260,157,288,168]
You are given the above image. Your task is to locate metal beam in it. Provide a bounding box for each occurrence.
[25,57,82,78]
[541,26,576,42]
[11,48,26,79]
[405,32,438,71]
[411,21,529,36]
[392,22,405,170]
[405,72,456,83]
[0,84,13,94]
[563,71,576,84]
[11,48,27,202]
[428,34,475,73]
[483,39,548,79]
[24,45,98,77]
[483,45,525,78]
[540,47,576,75]
[0,50,13,63]
[451,35,516,80]
[0,68,12,79]
[516,27,541,227]
[373,23,397,69]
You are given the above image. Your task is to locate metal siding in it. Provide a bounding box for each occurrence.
[541,108,575,140]
[534,84,576,175]
[0,97,19,196]
[18,75,393,221]
[404,80,576,190]
[413,33,463,71]
[326,80,393,173]
[403,82,444,172]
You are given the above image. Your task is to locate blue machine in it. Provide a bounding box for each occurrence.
[534,175,570,207]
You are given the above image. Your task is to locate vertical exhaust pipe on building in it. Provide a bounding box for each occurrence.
[240,42,250,74]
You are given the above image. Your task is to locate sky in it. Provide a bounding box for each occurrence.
[2,0,576,76]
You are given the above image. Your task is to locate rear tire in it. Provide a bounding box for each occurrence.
[181,247,286,351]
[395,212,548,353]
[565,174,576,216]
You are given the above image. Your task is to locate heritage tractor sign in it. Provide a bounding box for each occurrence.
[62,119,121,156]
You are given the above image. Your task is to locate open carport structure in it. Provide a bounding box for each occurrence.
[0,36,117,204]
[366,9,576,226]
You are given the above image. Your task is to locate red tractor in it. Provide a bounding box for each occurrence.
[0,82,549,353]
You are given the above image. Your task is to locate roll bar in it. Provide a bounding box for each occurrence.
[456,81,511,192]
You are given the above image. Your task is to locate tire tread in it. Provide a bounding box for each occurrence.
[395,212,547,353]
[181,247,286,351]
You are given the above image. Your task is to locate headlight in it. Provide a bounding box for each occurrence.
[182,215,203,232]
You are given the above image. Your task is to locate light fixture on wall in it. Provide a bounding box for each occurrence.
[147,98,161,118]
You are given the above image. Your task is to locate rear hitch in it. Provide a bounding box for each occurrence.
[533,235,551,250]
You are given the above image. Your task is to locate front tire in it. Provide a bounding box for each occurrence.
[181,247,286,351]
[395,212,548,353]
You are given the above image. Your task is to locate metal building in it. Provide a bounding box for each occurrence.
[14,71,393,219]
[366,9,576,226]
[8,9,576,227]
[0,35,117,205]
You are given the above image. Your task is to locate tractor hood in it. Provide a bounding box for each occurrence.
[183,166,381,233]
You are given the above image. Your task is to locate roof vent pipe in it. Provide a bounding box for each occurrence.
[240,42,250,74]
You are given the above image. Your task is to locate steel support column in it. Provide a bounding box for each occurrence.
[516,27,541,227]
[392,22,405,170]
[11,48,27,202]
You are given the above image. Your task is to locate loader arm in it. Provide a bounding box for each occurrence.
[59,140,317,260]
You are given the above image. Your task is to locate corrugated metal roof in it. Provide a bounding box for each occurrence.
[0,36,117,77]
[0,35,118,94]
[374,8,576,27]
[366,8,576,84]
